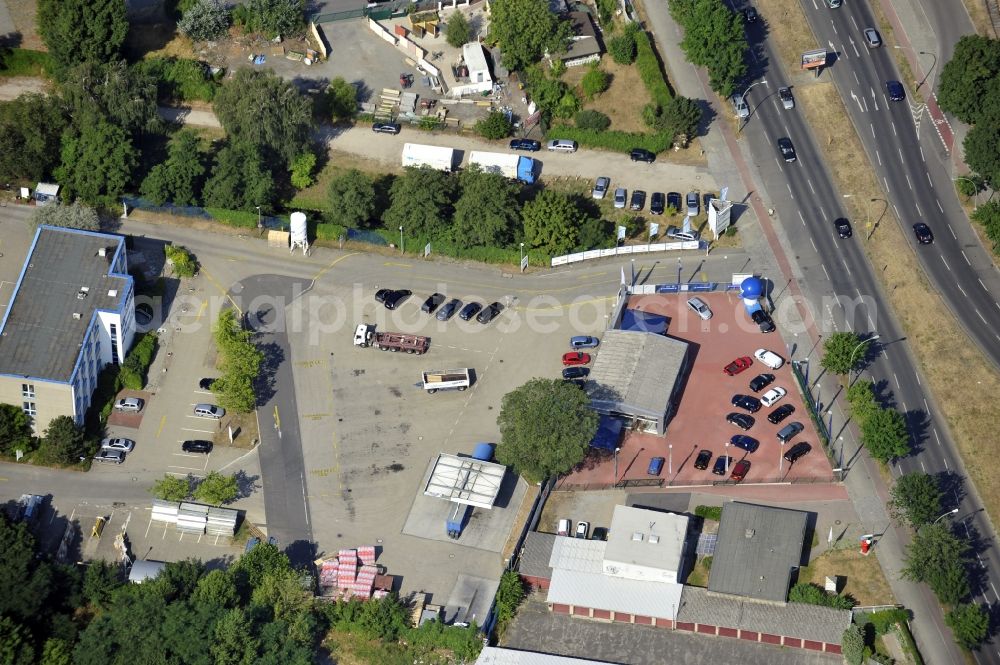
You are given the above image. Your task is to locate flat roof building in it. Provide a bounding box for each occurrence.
[603,505,688,584]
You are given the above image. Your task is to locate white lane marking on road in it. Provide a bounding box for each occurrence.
[850,15,859,30]
[919,459,926,472]
[862,96,868,112]
[949,223,957,239]
[876,150,881,165]
[905,174,913,190]
[819,205,827,219]
[957,283,968,297]
[894,373,900,390]
[832,20,838,34]
[821,263,830,280]
[884,177,889,193]
[898,147,904,162]
[933,429,941,446]
[798,209,806,226]
[867,314,876,329]
[853,71,860,84]
[923,398,930,414]
[915,201,922,216]
[937,199,944,213]
[962,251,971,265]
[787,183,794,198]
[979,278,990,291]
[810,237,818,251]
[808,179,816,195]
[942,456,949,469]
[920,146,925,162]
[776,157,783,170]
[851,39,860,58]
[991,582,1000,602]
[842,258,851,273]
[871,123,876,138]
[940,255,951,271]
[901,401,908,414]
[893,203,900,218]
[976,309,988,324]
[915,373,921,386]
[182,427,216,434]
[926,171,933,186]
[892,121,897,136]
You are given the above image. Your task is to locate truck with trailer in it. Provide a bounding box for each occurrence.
[421,368,471,393]
[401,143,456,172]
[354,324,430,354]
[468,151,537,184]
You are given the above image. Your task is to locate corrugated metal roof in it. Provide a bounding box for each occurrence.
[546,568,683,618]
[477,646,620,665]
[587,330,687,420]
[549,536,605,573]
[519,532,556,579]
[708,502,808,603]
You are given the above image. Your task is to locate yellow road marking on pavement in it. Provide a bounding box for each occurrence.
[294,359,325,368]
[301,413,330,420]
[312,252,358,281]
[383,262,412,268]
[200,268,242,314]
[156,415,166,438]
[195,300,208,321]
[273,405,280,431]
[310,468,336,477]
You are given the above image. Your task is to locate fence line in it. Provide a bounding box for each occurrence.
[550,240,705,266]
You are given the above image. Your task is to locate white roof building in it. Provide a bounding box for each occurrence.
[602,505,688,584]
[450,42,494,98]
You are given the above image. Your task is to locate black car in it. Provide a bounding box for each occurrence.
[199,378,216,390]
[372,122,401,134]
[768,404,795,424]
[630,148,655,163]
[886,80,905,102]
[421,293,446,314]
[913,223,934,244]
[749,373,775,392]
[834,217,853,238]
[477,301,503,324]
[436,298,461,321]
[727,412,755,430]
[777,137,796,162]
[562,366,589,380]
[751,309,776,333]
[629,190,646,211]
[694,449,713,470]
[732,394,762,413]
[650,192,665,215]
[182,440,213,454]
[783,442,812,463]
[666,192,682,212]
[712,456,733,476]
[459,302,483,321]
[510,138,541,152]
[375,288,392,304]
[744,6,759,22]
[384,289,411,310]
[591,527,609,541]
[730,434,759,453]
[703,192,716,210]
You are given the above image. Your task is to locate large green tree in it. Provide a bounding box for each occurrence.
[446,11,471,48]
[324,77,358,121]
[889,472,943,528]
[860,407,909,463]
[820,331,870,375]
[203,141,276,212]
[669,0,748,97]
[178,0,232,42]
[236,0,305,39]
[451,167,521,248]
[964,121,1000,191]
[489,0,572,70]
[193,471,239,505]
[54,120,138,206]
[841,624,864,665]
[0,519,54,621]
[151,474,192,502]
[141,131,206,206]
[522,189,586,255]
[946,603,989,650]
[0,403,34,456]
[60,60,160,137]
[902,523,970,605]
[37,0,128,74]
[40,416,89,464]
[30,201,101,231]
[326,169,376,228]
[937,35,1000,125]
[496,378,599,482]
[384,166,457,240]
[213,309,263,413]
[0,94,67,182]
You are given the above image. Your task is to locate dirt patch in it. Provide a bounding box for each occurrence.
[960,0,996,38]
[290,147,403,212]
[5,0,44,50]
[799,547,895,606]
[124,23,199,61]
[752,0,820,73]
[562,57,652,134]
[216,411,260,450]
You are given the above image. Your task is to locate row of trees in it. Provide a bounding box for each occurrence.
[667,0,749,98]
[0,407,90,465]
[212,309,264,414]
[152,470,239,505]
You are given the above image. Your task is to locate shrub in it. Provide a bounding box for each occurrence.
[476,111,513,139]
[694,505,722,521]
[581,66,610,99]
[575,109,610,130]
[608,30,637,65]
[702,555,713,569]
[233,0,304,38]
[547,125,672,153]
[164,244,198,277]
[492,571,525,638]
[549,59,566,78]
[635,28,672,107]
[289,152,316,189]
[855,608,910,635]
[445,11,471,48]
[788,583,856,609]
[596,0,617,27]
[31,201,100,231]
[120,332,158,390]
[141,57,218,103]
[177,0,230,42]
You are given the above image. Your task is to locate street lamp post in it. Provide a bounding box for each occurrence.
[893,45,937,91]
[842,194,879,239]
[614,446,621,482]
[849,334,881,385]
[724,442,730,475]
[520,242,525,271]
[954,177,980,211]
[738,79,768,132]
[668,444,673,475]
[779,440,786,475]
[677,258,682,285]
[399,226,404,254]
[255,205,262,232]
[931,508,959,526]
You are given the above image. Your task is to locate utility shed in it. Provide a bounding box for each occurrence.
[586,329,689,435]
[708,502,808,604]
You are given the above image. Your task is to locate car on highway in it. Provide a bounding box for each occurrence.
[768,404,795,424]
[732,394,762,413]
[114,397,143,413]
[777,137,797,162]
[686,192,699,216]
[760,386,787,407]
[712,456,733,475]
[592,176,610,199]
[436,299,461,321]
[752,309,776,333]
[101,437,135,453]
[754,348,785,369]
[94,449,125,464]
[193,403,225,419]
[834,217,853,238]
[510,138,541,152]
[647,457,665,476]
[694,449,713,470]
[562,366,589,380]
[743,6,758,22]
[749,373,775,392]
[199,377,217,390]
[630,148,655,163]
[182,440,213,454]
[630,190,646,211]
[384,289,412,310]
[562,352,591,366]
[779,87,794,110]
[570,335,600,349]
[687,296,712,320]
[886,80,905,101]
[913,222,934,244]
[372,122,401,134]
[458,302,483,321]
[733,95,750,119]
[864,28,881,48]
[613,187,627,209]
[724,356,753,376]
[666,226,701,242]
[650,192,665,215]
[375,288,391,303]
[783,442,812,463]
[727,412,755,430]
[576,521,590,538]
[777,421,804,443]
[477,302,503,324]
[666,192,682,212]
[730,459,751,482]
[421,293,446,314]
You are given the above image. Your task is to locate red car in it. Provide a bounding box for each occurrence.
[724,356,753,376]
[730,460,751,482]
[562,352,592,366]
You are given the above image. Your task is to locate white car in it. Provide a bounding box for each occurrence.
[576,521,590,539]
[557,518,571,536]
[754,348,785,369]
[101,437,135,453]
[687,297,712,320]
[760,387,787,407]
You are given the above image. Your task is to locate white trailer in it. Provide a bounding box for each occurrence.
[402,143,456,172]
[468,151,537,183]
[421,368,471,394]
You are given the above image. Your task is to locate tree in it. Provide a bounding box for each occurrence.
[492,571,525,636]
[972,200,1000,251]
[946,603,989,650]
[40,639,73,665]
[384,167,457,240]
[861,407,909,463]
[0,519,53,621]
[452,167,521,248]
[0,402,35,456]
[889,472,943,528]
[0,615,35,665]
[787,582,854,609]
[141,131,206,206]
[235,0,306,38]
[820,331,869,375]
[902,523,970,605]
[214,68,314,165]
[30,201,101,232]
[203,141,276,212]
[608,28,638,65]
[37,0,128,74]
[192,569,239,609]
[60,60,161,137]
[446,11,471,48]
[326,169,376,228]
[580,66,610,99]
[82,561,123,609]
[495,378,598,482]
[41,416,88,464]
[964,121,1000,193]
[489,0,572,70]
[658,96,702,143]
[937,35,1000,125]
[54,121,138,206]
[522,189,586,255]
[475,111,513,140]
[151,474,192,502]
[232,542,290,589]
[523,66,576,120]
[213,309,263,414]
[669,0,748,97]
[0,93,67,182]
[212,608,259,665]
[289,152,316,190]
[193,471,239,505]
[841,624,865,665]
[325,77,358,121]
[575,109,610,130]
[846,380,878,423]
[178,0,232,42]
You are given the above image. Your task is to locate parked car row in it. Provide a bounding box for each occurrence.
[561,337,599,380]
[557,518,608,540]
[375,289,504,324]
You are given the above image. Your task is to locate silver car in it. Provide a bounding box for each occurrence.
[193,403,226,419]
[687,297,712,320]
[686,192,699,216]
[114,397,143,412]
[101,437,135,453]
[778,87,794,110]
[733,95,750,119]
[94,449,125,464]
[864,28,881,47]
[613,188,627,209]
[592,176,610,199]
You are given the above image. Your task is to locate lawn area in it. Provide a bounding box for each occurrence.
[686,556,712,586]
[799,547,895,607]
[561,57,652,134]
[0,48,52,78]
[289,147,402,213]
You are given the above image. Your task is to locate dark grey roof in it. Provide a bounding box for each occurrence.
[0,227,128,381]
[519,532,556,579]
[587,330,688,419]
[708,502,808,603]
[677,586,851,645]
[559,12,602,61]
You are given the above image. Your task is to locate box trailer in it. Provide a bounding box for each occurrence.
[354,323,430,354]
[468,151,537,184]
[402,143,456,172]
[421,368,471,393]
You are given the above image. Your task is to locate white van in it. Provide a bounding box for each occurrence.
[193,403,226,419]
[547,139,578,153]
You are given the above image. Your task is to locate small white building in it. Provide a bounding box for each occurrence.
[450,42,494,98]
[603,505,688,583]
[33,182,60,206]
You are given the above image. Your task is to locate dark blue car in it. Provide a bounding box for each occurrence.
[509,138,541,152]
[730,434,759,453]
[647,457,665,476]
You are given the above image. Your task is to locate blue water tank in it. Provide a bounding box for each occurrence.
[472,443,495,461]
[740,276,764,299]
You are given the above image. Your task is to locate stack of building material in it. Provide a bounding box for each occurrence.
[318,559,339,588]
[337,548,358,589]
[358,545,376,566]
[351,564,377,599]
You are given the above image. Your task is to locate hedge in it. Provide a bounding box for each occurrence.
[120,332,158,391]
[372,228,551,266]
[203,207,261,229]
[634,29,673,108]
[547,126,673,153]
[694,505,722,521]
[855,608,910,636]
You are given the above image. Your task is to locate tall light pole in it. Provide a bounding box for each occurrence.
[842,194,878,239]
[677,257,682,285]
[520,242,525,272]
[893,45,937,91]
[724,442,730,475]
[668,444,673,475]
[255,205,262,233]
[614,446,621,483]
[399,225,404,254]
[737,79,768,132]
[778,440,786,475]
[954,177,980,210]
[849,334,880,385]
[930,508,959,526]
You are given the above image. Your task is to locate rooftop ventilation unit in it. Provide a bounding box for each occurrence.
[98,247,107,257]
[76,286,90,300]
[72,313,81,320]
[631,532,644,542]
[745,528,756,539]
[108,289,118,298]
[648,535,659,544]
